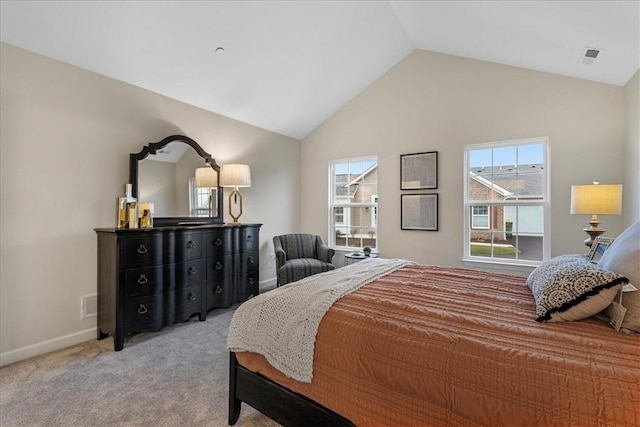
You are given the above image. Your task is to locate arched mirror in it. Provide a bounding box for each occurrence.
[130,135,224,226]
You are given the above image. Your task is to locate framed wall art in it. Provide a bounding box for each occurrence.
[400,151,437,190]
[401,194,438,231]
[587,236,615,263]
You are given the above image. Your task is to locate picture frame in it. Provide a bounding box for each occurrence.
[587,236,615,263]
[400,151,437,190]
[401,194,438,231]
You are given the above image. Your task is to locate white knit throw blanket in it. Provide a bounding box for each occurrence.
[227,257,413,383]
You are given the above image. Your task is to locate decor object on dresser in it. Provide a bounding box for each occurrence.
[116,183,138,229]
[570,181,622,246]
[273,233,335,286]
[138,202,154,229]
[220,164,251,224]
[130,135,223,226]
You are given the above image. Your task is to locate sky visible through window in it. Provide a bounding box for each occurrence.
[469,143,543,168]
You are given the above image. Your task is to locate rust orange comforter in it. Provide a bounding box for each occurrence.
[236,264,640,426]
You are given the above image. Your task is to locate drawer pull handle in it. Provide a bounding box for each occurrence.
[187,240,197,249]
[188,266,197,275]
[137,304,148,314]
[248,277,255,285]
[137,274,148,285]
[248,256,254,264]
[137,244,148,254]
[215,262,223,270]
[215,285,223,294]
[188,292,197,301]
[214,238,223,246]
[247,235,253,242]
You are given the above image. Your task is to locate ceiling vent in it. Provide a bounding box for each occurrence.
[582,48,600,65]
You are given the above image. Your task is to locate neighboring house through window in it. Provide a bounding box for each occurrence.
[464,137,550,266]
[330,157,378,251]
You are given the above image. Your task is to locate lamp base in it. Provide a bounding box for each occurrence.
[582,226,605,247]
[227,188,243,224]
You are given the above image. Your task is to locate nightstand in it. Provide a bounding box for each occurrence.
[344,252,378,265]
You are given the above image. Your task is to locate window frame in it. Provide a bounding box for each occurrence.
[329,156,378,251]
[463,137,550,267]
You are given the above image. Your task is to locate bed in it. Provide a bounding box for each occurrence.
[227,228,640,426]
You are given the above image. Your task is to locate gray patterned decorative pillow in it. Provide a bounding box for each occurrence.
[526,254,628,322]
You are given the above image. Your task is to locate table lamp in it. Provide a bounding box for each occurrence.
[220,164,251,223]
[570,181,622,246]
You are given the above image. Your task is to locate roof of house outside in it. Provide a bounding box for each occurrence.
[335,164,378,199]
[335,174,359,198]
[471,164,544,198]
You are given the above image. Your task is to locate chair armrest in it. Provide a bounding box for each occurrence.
[272,237,287,269]
[317,243,335,263]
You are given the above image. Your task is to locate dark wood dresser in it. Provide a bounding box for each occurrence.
[95,223,261,350]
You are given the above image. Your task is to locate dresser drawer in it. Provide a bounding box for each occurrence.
[237,271,259,301]
[241,227,259,251]
[206,255,233,280]
[175,231,203,261]
[175,259,204,288]
[239,250,259,274]
[122,235,163,267]
[124,265,167,297]
[206,229,233,257]
[124,294,164,330]
[175,284,204,321]
[206,278,233,309]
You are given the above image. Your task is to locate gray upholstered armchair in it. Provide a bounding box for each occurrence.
[273,233,335,287]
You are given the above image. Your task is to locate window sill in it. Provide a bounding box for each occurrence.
[462,258,538,276]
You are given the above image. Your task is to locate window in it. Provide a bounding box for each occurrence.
[471,206,489,229]
[464,137,549,266]
[330,157,378,250]
[189,177,216,217]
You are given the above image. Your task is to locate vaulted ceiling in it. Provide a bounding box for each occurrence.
[1,1,638,139]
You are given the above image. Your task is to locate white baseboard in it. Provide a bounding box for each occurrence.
[0,327,96,368]
[260,277,277,292]
[2,280,278,367]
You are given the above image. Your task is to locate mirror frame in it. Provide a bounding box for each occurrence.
[129,134,224,226]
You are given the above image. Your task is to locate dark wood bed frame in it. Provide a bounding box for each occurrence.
[229,352,355,426]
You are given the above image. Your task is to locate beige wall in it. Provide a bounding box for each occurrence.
[301,49,631,271]
[624,70,640,225]
[0,42,300,364]
[1,43,636,365]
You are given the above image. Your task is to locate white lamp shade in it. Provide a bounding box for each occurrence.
[220,164,251,188]
[195,167,217,188]
[570,184,623,215]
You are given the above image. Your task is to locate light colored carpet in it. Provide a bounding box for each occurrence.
[0,306,280,427]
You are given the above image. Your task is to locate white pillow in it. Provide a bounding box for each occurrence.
[598,221,640,332]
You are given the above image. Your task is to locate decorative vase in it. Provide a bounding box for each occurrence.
[117,183,138,229]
